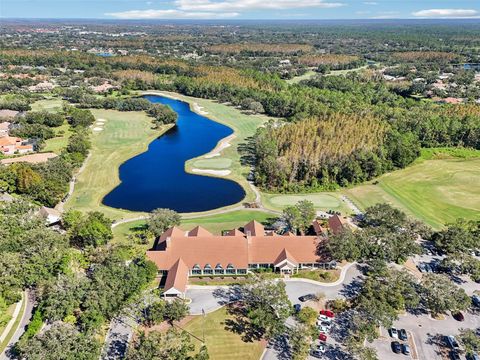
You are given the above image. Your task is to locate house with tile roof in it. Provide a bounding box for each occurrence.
[0,136,34,155]
[147,220,330,298]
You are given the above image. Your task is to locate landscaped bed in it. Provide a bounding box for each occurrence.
[292,269,341,283]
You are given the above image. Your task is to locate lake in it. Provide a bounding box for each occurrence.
[102,95,246,213]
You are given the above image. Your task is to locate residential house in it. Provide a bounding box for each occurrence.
[38,206,62,225]
[328,214,350,235]
[0,121,12,137]
[0,136,34,155]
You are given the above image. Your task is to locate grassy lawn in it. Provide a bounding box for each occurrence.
[292,269,340,283]
[43,121,72,154]
[65,109,167,220]
[286,70,317,84]
[30,98,65,113]
[345,156,480,229]
[261,192,352,215]
[0,303,15,336]
[143,91,273,206]
[182,307,265,360]
[0,293,26,355]
[112,210,275,244]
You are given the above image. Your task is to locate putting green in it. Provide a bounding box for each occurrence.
[192,158,232,169]
[264,193,347,212]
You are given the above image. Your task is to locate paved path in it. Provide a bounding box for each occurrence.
[101,317,135,360]
[55,153,91,213]
[1,291,34,360]
[340,195,362,216]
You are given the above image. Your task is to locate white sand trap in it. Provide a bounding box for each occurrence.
[97,118,107,122]
[192,169,231,176]
[93,127,103,131]
[205,134,235,158]
[192,103,209,115]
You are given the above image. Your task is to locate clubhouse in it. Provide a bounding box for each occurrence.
[146,220,339,298]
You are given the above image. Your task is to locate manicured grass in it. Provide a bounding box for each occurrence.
[182,307,265,360]
[192,158,232,169]
[0,293,26,355]
[345,157,480,229]
[286,70,317,84]
[43,121,72,154]
[65,109,167,220]
[0,303,15,336]
[112,210,275,244]
[30,98,65,113]
[261,192,352,215]
[292,269,340,283]
[181,210,275,235]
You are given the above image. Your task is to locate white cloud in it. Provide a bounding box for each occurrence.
[363,1,377,5]
[412,9,479,18]
[175,0,344,12]
[106,9,239,19]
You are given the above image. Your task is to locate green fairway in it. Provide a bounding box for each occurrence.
[43,121,72,154]
[286,70,317,84]
[30,98,65,113]
[112,210,275,244]
[345,157,480,229]
[261,192,352,214]
[65,109,165,220]
[183,307,265,360]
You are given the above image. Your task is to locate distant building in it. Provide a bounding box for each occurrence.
[328,214,350,235]
[0,110,19,121]
[147,220,331,298]
[28,81,55,92]
[0,121,12,137]
[0,136,34,155]
[38,206,62,225]
[442,97,463,105]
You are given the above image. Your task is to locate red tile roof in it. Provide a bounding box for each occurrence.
[164,258,189,294]
[188,226,212,237]
[328,214,348,235]
[274,248,298,266]
[243,220,264,236]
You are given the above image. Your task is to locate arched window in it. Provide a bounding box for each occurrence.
[192,264,200,270]
[227,263,235,269]
[203,263,213,274]
[226,263,236,274]
[191,264,201,275]
[215,263,223,269]
[204,264,212,269]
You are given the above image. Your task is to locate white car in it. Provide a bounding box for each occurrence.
[390,328,398,339]
[317,324,329,333]
[317,314,331,322]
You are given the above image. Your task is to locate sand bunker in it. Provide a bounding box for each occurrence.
[93,127,103,131]
[192,169,231,176]
[192,103,209,115]
[205,134,235,158]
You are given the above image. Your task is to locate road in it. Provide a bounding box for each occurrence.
[101,317,136,360]
[1,291,35,360]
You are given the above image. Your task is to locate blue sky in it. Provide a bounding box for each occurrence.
[1,0,480,20]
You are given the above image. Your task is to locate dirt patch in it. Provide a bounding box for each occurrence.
[204,134,236,158]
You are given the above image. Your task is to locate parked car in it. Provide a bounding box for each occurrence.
[299,294,316,302]
[317,324,329,333]
[402,344,410,355]
[318,333,327,342]
[391,341,402,354]
[446,335,460,349]
[319,309,335,318]
[398,328,408,341]
[450,351,461,360]
[466,353,480,360]
[310,350,323,358]
[472,295,480,307]
[417,263,427,273]
[390,328,399,339]
[311,343,326,353]
[293,304,301,313]
[318,314,331,322]
[453,312,465,322]
[425,264,433,273]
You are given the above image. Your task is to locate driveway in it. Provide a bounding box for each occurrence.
[186,287,227,315]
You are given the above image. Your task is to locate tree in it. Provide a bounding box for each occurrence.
[147,208,181,237]
[69,211,113,248]
[143,300,166,326]
[360,203,407,230]
[288,324,311,360]
[241,277,292,339]
[432,219,479,255]
[16,323,101,360]
[127,329,195,360]
[163,299,189,324]
[459,328,480,356]
[296,307,317,326]
[420,274,471,316]
[282,200,315,235]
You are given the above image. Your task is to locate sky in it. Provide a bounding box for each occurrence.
[1,0,480,20]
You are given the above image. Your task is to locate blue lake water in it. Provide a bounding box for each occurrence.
[102,95,246,213]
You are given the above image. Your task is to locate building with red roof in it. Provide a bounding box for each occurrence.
[147,221,328,298]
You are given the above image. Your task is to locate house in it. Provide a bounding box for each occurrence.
[0,136,34,155]
[91,82,115,93]
[442,97,463,105]
[147,220,328,298]
[38,206,62,225]
[0,121,11,137]
[28,81,55,92]
[328,214,350,235]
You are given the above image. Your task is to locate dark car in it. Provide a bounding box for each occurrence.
[450,351,461,360]
[398,329,408,341]
[391,341,402,354]
[453,312,465,322]
[293,304,301,313]
[467,354,480,360]
[299,294,316,302]
[402,344,411,355]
